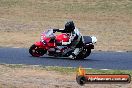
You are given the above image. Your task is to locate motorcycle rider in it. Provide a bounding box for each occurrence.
[53,21,84,59]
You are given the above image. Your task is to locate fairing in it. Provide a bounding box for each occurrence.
[56,33,70,43]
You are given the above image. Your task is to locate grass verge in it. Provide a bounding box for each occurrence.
[3,64,132,75]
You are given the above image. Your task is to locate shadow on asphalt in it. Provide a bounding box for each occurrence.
[29,55,101,62]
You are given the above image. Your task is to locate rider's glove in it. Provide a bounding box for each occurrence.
[53,29,59,33]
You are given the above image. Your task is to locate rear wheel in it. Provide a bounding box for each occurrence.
[75,49,91,60]
[83,49,91,58]
[29,44,47,57]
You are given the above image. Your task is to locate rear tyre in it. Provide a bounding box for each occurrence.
[83,49,91,58]
[29,44,46,57]
[75,49,91,60]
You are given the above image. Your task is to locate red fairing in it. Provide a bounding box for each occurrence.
[35,41,47,49]
[41,34,56,48]
[41,33,49,41]
[35,41,44,47]
[56,33,70,43]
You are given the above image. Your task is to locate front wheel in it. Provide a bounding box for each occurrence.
[29,44,47,57]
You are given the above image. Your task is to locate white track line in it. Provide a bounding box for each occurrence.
[100,69,111,70]
[12,47,21,48]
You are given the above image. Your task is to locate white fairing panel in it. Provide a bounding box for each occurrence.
[91,36,97,44]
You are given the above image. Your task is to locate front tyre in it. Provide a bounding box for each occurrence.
[29,44,46,57]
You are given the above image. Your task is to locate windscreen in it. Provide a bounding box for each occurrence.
[45,29,55,38]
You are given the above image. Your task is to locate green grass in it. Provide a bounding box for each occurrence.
[4,64,25,68]
[44,66,132,75]
[85,69,132,75]
[3,64,132,75]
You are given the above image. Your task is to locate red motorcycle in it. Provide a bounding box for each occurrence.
[29,29,97,59]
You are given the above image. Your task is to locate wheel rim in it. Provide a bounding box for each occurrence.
[32,46,41,57]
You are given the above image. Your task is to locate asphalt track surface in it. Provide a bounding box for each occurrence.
[0,47,132,70]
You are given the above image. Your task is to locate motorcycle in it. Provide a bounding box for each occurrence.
[29,29,97,59]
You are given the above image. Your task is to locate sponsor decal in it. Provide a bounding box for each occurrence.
[76,66,131,85]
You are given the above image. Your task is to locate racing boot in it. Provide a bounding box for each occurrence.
[69,48,80,59]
